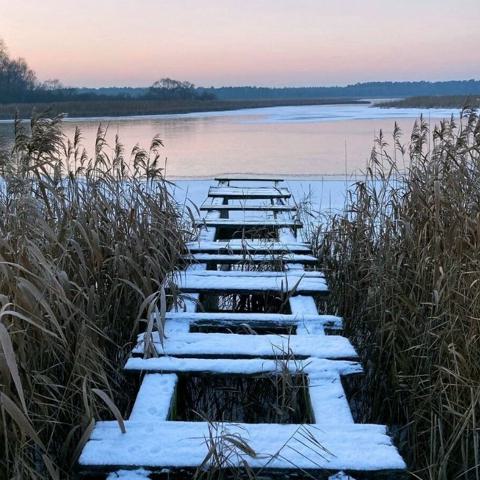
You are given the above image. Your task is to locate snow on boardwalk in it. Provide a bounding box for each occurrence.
[184,252,318,264]
[171,269,329,295]
[192,218,302,228]
[186,239,311,253]
[131,331,357,359]
[80,421,404,472]
[79,176,406,479]
[208,186,291,199]
[200,203,296,212]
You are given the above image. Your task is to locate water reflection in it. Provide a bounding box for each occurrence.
[0,105,458,178]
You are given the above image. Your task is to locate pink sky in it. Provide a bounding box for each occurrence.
[1,0,479,87]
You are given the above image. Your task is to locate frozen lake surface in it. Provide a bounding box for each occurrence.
[0,103,460,178]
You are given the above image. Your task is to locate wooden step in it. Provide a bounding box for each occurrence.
[215,176,284,183]
[163,311,343,334]
[200,204,296,212]
[186,240,311,254]
[184,252,317,265]
[132,331,357,359]
[208,186,291,199]
[170,270,328,295]
[125,356,359,375]
[79,421,405,475]
[193,218,302,229]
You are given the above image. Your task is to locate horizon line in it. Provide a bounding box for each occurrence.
[71,78,480,90]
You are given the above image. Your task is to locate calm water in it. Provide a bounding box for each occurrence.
[0,104,459,178]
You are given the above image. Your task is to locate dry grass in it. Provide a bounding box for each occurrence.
[311,110,480,479]
[0,98,367,120]
[377,95,480,109]
[0,113,188,478]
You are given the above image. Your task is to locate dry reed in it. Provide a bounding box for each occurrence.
[311,110,480,479]
[0,113,188,478]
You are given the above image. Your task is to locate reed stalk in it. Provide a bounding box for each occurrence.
[311,110,480,479]
[0,113,187,478]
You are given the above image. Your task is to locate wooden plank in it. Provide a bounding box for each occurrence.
[125,356,361,375]
[132,331,357,359]
[184,252,317,265]
[193,218,302,228]
[175,270,325,279]
[208,186,291,199]
[129,374,177,422]
[215,176,284,182]
[79,421,406,473]
[170,270,328,295]
[186,240,311,254]
[164,311,343,330]
[200,204,296,212]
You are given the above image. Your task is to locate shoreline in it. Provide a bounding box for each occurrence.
[0,97,369,121]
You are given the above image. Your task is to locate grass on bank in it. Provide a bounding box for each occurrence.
[0,114,189,479]
[0,98,368,120]
[312,110,480,479]
[377,95,480,109]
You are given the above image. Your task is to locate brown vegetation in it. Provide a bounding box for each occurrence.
[312,110,480,479]
[0,114,188,478]
[0,98,368,120]
[377,95,480,109]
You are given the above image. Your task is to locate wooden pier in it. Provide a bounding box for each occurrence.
[78,177,406,479]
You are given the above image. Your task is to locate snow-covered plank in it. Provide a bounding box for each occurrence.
[79,421,406,473]
[215,176,285,183]
[279,226,298,243]
[184,252,317,265]
[197,197,223,241]
[329,473,356,480]
[208,186,291,199]
[289,295,320,315]
[193,218,302,228]
[177,270,324,279]
[164,311,340,325]
[171,270,328,295]
[163,311,343,335]
[129,374,177,422]
[107,470,151,479]
[124,356,362,376]
[308,374,355,425]
[131,331,357,359]
[288,296,326,335]
[200,204,296,212]
[186,239,311,254]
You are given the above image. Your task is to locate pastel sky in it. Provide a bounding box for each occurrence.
[1,0,479,87]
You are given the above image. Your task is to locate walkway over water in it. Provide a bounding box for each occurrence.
[79,177,406,479]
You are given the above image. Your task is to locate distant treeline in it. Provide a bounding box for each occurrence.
[197,81,480,100]
[2,37,480,105]
[78,80,480,101]
[1,38,213,103]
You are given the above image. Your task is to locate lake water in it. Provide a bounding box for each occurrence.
[0,103,459,179]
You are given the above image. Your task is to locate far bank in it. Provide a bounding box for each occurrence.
[0,97,368,120]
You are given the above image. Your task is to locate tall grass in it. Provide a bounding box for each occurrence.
[312,110,480,479]
[0,114,188,478]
